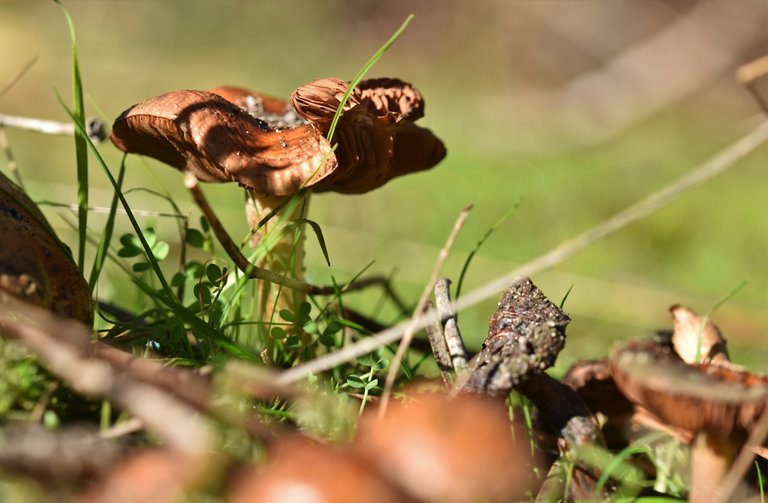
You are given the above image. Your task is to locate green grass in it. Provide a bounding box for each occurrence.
[1,2,767,501]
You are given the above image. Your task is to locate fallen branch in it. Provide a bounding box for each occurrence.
[0,293,211,455]
[460,278,608,500]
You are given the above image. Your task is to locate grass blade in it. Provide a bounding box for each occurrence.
[55,0,88,271]
[455,204,517,299]
[326,14,414,141]
[87,157,125,292]
[293,217,331,266]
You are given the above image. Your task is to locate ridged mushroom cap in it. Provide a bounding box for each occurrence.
[111,78,445,196]
[610,340,768,440]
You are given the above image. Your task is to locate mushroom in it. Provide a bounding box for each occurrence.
[610,340,768,502]
[354,389,537,503]
[111,77,444,343]
[563,359,635,449]
[0,169,92,325]
[226,435,411,503]
[78,449,202,503]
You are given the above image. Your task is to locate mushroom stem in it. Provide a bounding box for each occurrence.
[245,191,309,346]
[183,173,408,307]
[689,431,736,503]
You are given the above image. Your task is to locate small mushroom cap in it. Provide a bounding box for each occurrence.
[290,77,445,194]
[111,90,337,196]
[354,390,537,503]
[78,449,195,503]
[290,77,361,131]
[563,358,634,418]
[610,340,768,440]
[227,436,409,503]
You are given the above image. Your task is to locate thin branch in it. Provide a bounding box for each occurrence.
[0,293,211,455]
[423,300,453,387]
[0,56,38,99]
[40,200,187,219]
[378,204,472,418]
[272,120,768,386]
[0,113,107,142]
[0,128,23,189]
[737,55,768,115]
[435,278,468,373]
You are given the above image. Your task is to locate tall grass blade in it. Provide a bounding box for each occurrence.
[87,158,124,292]
[455,204,517,299]
[55,0,88,271]
[326,14,414,141]
[293,217,331,266]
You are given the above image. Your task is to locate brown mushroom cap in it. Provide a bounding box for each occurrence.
[356,77,425,121]
[111,78,445,196]
[78,449,195,503]
[111,90,337,196]
[290,77,362,131]
[0,171,92,325]
[354,390,537,503]
[208,86,290,115]
[563,358,634,418]
[610,340,768,440]
[227,436,409,503]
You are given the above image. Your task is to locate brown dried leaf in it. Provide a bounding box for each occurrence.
[670,304,730,365]
[0,171,91,324]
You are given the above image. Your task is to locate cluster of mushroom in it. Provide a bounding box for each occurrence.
[111,77,446,336]
[565,305,768,502]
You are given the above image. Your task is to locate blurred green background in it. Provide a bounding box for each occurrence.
[1,0,766,370]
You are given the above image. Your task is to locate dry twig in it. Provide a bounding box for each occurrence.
[0,113,107,142]
[0,293,211,455]
[434,278,468,373]
[423,300,453,387]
